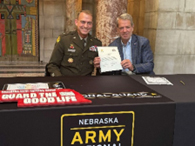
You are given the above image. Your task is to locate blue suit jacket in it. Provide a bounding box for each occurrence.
[109,34,155,75]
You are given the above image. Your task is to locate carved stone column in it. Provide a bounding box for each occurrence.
[65,0,82,33]
[96,0,128,46]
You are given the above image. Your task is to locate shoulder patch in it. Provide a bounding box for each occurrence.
[56,36,60,43]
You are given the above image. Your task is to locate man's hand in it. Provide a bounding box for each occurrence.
[121,59,134,71]
[93,57,101,68]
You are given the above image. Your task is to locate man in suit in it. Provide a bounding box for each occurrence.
[94,13,154,75]
[46,10,102,76]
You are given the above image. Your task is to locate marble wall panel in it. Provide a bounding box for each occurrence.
[53,2,65,16]
[144,12,158,29]
[175,12,195,30]
[154,55,185,74]
[53,30,65,38]
[54,16,65,30]
[96,0,128,46]
[43,1,55,16]
[128,0,134,15]
[157,12,176,29]
[143,29,156,52]
[65,0,82,32]
[139,0,145,16]
[43,37,57,62]
[44,30,52,38]
[158,0,185,12]
[39,30,45,39]
[175,12,187,29]
[155,54,195,74]
[44,50,54,63]
[127,0,145,36]
[155,30,185,55]
[39,0,66,63]
[44,15,54,29]
[183,31,195,55]
[183,55,195,73]
[186,13,195,29]
[44,38,56,52]
[185,0,195,12]
[145,0,159,12]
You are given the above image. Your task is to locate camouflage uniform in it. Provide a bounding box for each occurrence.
[47,31,102,76]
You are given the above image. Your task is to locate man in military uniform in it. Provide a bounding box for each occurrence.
[46,10,102,76]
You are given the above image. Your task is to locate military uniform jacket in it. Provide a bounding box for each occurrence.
[47,31,102,76]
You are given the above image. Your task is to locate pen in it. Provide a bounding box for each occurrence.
[180,80,185,85]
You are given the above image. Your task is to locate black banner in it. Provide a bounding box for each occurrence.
[61,111,134,146]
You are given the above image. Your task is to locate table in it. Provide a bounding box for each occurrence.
[0,75,192,146]
[132,74,195,146]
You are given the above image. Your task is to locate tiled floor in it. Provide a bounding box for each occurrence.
[0,63,46,77]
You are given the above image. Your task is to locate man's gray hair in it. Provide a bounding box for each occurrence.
[117,13,134,27]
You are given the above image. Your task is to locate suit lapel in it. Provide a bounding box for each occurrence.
[131,34,138,64]
[117,38,123,60]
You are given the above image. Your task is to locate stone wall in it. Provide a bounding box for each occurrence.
[39,0,66,63]
[144,0,195,74]
[39,0,195,74]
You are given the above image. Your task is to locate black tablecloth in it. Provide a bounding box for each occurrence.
[131,74,195,146]
[0,75,193,146]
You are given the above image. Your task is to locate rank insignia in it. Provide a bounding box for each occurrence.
[70,44,74,49]
[89,60,93,65]
[68,58,73,63]
[89,46,97,52]
[56,36,60,43]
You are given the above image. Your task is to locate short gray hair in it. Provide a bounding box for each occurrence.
[77,10,93,19]
[117,13,134,27]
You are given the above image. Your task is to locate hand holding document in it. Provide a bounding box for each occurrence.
[97,46,122,73]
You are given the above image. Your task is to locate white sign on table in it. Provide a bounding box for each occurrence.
[142,76,173,85]
[97,46,122,73]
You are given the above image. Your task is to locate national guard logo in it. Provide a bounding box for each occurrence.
[56,36,60,43]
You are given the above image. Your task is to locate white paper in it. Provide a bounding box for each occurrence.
[142,76,173,85]
[6,83,49,90]
[97,46,122,73]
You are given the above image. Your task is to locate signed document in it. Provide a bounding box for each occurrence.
[97,46,122,73]
[142,76,173,85]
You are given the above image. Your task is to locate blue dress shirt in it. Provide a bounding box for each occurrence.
[121,37,132,73]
